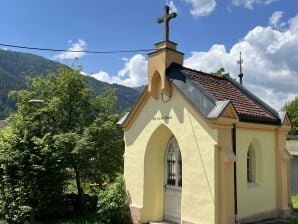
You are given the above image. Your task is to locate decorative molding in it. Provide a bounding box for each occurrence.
[237,122,277,131]
[121,87,150,130]
[283,114,291,126]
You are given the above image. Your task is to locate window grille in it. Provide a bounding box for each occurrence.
[166,137,182,188]
[167,145,176,186]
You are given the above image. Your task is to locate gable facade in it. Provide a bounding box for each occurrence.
[124,83,218,223]
[119,11,291,224]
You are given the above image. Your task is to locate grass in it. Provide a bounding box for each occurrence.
[293,196,298,209]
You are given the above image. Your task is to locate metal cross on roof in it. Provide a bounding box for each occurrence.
[237,52,244,85]
[157,5,177,41]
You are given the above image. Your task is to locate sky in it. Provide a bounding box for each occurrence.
[0,0,297,111]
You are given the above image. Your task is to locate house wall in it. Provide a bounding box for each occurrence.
[286,138,298,195]
[287,138,298,155]
[236,128,277,219]
[123,86,218,224]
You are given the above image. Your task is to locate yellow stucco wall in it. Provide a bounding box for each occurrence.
[236,128,277,218]
[124,86,218,223]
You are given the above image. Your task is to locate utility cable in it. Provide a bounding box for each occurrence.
[0,43,155,54]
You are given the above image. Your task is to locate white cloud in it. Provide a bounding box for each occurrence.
[90,54,147,88]
[87,13,298,111]
[185,13,298,110]
[184,0,216,17]
[231,0,279,9]
[269,11,285,28]
[167,0,178,13]
[53,39,87,60]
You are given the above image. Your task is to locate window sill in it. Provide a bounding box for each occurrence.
[165,185,182,191]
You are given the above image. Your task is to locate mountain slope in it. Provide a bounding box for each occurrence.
[0,49,140,119]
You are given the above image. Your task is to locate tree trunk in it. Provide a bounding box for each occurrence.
[74,167,83,211]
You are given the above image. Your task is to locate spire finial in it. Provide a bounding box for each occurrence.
[237,52,244,85]
[157,5,177,41]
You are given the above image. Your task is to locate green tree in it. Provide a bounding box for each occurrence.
[77,89,124,186]
[210,68,226,77]
[0,112,66,223]
[0,67,124,222]
[283,97,298,135]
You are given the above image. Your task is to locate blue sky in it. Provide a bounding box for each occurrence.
[0,0,297,110]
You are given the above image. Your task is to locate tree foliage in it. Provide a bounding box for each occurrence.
[0,67,124,222]
[283,97,298,135]
[0,115,66,223]
[210,67,227,77]
[97,175,131,224]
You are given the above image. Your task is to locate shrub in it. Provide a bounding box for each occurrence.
[0,199,4,218]
[0,126,66,223]
[97,175,131,224]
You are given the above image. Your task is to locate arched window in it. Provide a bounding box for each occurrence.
[247,144,256,183]
[166,137,182,188]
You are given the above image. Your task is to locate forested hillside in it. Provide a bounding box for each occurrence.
[0,49,140,119]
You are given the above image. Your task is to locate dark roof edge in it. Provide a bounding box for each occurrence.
[239,114,280,125]
[169,63,218,104]
[167,64,218,117]
[148,47,184,56]
[224,74,280,119]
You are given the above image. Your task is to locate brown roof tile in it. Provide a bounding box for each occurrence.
[180,66,279,123]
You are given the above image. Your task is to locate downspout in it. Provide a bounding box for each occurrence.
[232,124,238,221]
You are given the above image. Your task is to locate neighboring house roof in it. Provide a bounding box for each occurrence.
[167,63,281,124]
[0,120,8,130]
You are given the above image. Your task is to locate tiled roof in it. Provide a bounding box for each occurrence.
[168,64,281,124]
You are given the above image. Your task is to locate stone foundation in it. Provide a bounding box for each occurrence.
[130,205,141,224]
[278,207,291,218]
[237,209,278,223]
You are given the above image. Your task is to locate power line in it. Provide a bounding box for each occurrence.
[0,43,155,54]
